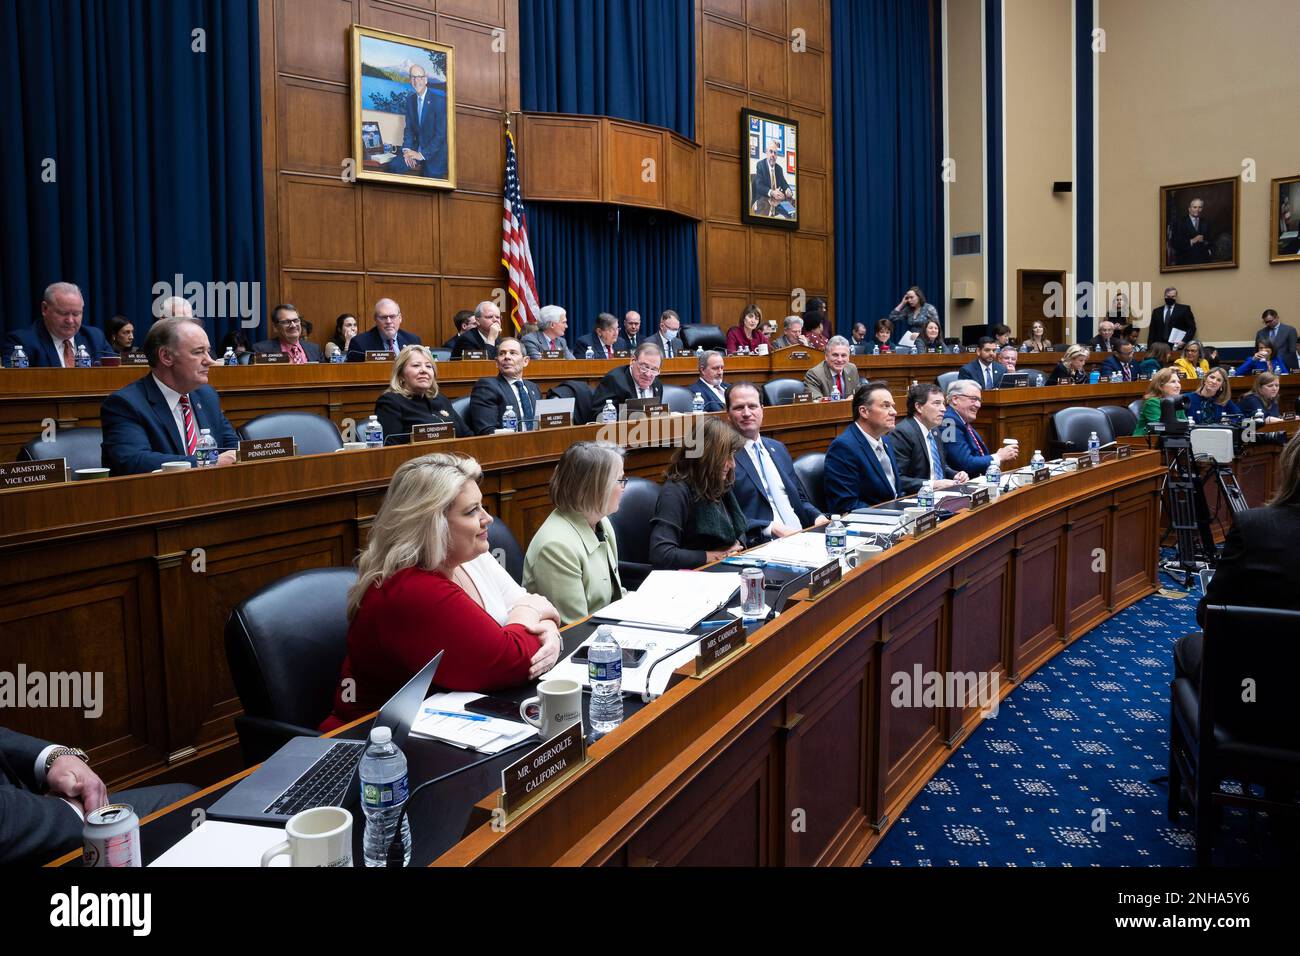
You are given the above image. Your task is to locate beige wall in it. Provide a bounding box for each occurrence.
[1098,0,1300,344]
[945,0,986,331]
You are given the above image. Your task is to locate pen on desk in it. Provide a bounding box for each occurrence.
[699,619,734,630]
[421,708,490,722]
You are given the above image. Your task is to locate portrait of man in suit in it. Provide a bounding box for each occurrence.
[742,111,799,227]
[1161,178,1237,271]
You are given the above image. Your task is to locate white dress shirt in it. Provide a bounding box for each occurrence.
[748,438,800,532]
[151,374,190,451]
[461,551,526,625]
[859,424,897,494]
[699,377,725,403]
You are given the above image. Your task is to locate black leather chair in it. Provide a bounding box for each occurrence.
[548,379,594,424]
[762,378,805,406]
[609,476,659,590]
[1024,369,1046,387]
[1047,406,1113,458]
[660,383,696,414]
[238,412,342,456]
[487,519,524,584]
[1168,605,1300,866]
[19,426,103,471]
[451,395,472,423]
[224,567,356,765]
[680,323,726,353]
[1128,398,1145,420]
[1099,404,1137,439]
[793,452,827,514]
[937,371,959,393]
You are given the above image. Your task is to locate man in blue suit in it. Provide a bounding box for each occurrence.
[1098,341,1139,381]
[727,382,826,540]
[687,350,729,412]
[346,298,422,361]
[939,380,1020,478]
[399,64,448,180]
[3,282,115,367]
[824,381,903,513]
[957,337,1006,390]
[574,312,629,359]
[100,317,240,475]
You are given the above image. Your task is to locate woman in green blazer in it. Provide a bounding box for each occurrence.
[524,441,627,624]
[1133,367,1186,436]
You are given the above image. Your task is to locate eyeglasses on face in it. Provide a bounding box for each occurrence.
[634,361,660,375]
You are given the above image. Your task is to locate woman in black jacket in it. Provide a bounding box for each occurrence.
[373,345,469,442]
[649,417,750,569]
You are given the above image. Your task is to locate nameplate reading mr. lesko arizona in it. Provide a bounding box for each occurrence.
[0,459,66,489]
[539,412,572,429]
[808,557,842,598]
[693,618,747,677]
[499,720,586,821]
[365,350,395,362]
[412,422,454,443]
[253,351,288,364]
[237,437,295,462]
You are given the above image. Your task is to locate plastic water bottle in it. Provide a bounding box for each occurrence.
[584,346,594,360]
[691,392,705,414]
[985,458,1001,498]
[75,344,92,368]
[830,385,841,402]
[330,346,344,364]
[359,726,411,867]
[917,480,934,510]
[588,624,623,734]
[1254,408,1265,424]
[9,345,29,368]
[195,428,218,467]
[223,347,236,366]
[872,344,880,355]
[1031,449,1046,471]
[363,415,383,448]
[696,345,705,358]
[600,399,617,424]
[1088,431,1100,465]
[824,515,846,557]
[501,405,518,432]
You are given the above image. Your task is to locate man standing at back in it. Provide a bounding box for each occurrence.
[347,298,421,361]
[3,282,114,367]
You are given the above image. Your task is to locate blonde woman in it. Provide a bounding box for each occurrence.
[324,454,561,729]
[373,345,469,441]
[1047,343,1091,385]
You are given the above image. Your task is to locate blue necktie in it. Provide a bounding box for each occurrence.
[926,430,943,481]
[515,381,534,426]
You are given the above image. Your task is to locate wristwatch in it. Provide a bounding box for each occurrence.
[44,747,89,774]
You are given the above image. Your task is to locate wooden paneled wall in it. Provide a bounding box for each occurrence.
[259,0,521,349]
[697,0,834,330]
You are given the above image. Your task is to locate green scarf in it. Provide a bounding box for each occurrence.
[690,490,747,547]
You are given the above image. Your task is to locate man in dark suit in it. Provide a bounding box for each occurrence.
[726,382,826,540]
[940,380,1020,478]
[443,310,477,350]
[1086,320,1118,352]
[1148,286,1197,348]
[687,350,728,411]
[574,312,629,359]
[752,139,794,209]
[347,298,422,361]
[100,317,241,475]
[3,282,115,367]
[824,381,903,512]
[1256,308,1298,370]
[957,337,1006,390]
[252,304,323,363]
[1099,341,1139,381]
[646,309,683,359]
[622,311,643,348]
[1170,197,1215,266]
[399,64,448,180]
[451,300,502,359]
[591,342,664,416]
[1,725,196,865]
[520,305,575,359]
[889,383,970,495]
[466,337,542,434]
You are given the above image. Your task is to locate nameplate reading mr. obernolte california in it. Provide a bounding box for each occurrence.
[499,721,586,820]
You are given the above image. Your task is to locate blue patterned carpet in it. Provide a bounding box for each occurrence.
[866,582,1299,867]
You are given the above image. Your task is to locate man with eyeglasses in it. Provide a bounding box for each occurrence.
[347,298,422,362]
[591,341,664,415]
[253,304,322,363]
[940,380,1019,478]
[399,65,448,180]
[3,281,115,367]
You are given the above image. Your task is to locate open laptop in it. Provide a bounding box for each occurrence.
[208,651,442,824]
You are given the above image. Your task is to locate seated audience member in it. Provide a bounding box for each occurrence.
[1172,340,1209,379]
[889,383,971,495]
[1234,340,1288,376]
[726,382,826,540]
[1046,343,1091,385]
[850,322,868,348]
[466,337,542,435]
[688,350,728,411]
[218,329,252,363]
[591,341,664,413]
[1176,432,1300,686]
[824,381,901,512]
[375,345,470,441]
[1108,291,1130,323]
[101,317,240,475]
[523,442,626,625]
[958,337,1006,389]
[1137,340,1171,378]
[914,317,946,352]
[520,305,574,359]
[997,345,1019,372]
[803,336,860,400]
[771,314,808,350]
[727,304,769,354]
[253,303,322,363]
[803,297,831,350]
[991,323,1013,348]
[1019,319,1052,353]
[866,318,896,353]
[1238,371,1283,422]
[1087,319,1117,352]
[1099,341,1139,381]
[1186,366,1240,424]
[347,298,422,361]
[442,309,477,350]
[1,725,196,865]
[325,313,359,361]
[1133,367,1185,436]
[622,310,643,348]
[888,286,939,337]
[575,312,627,359]
[649,417,749,569]
[325,454,562,729]
[3,282,115,367]
[451,301,503,359]
[941,380,1019,477]
[107,315,134,354]
[647,309,683,359]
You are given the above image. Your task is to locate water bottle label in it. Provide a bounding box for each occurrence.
[588,658,622,682]
[362,775,409,810]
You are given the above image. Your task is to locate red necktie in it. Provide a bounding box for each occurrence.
[965,422,987,455]
[835,372,843,395]
[178,394,198,454]
[63,339,75,368]
[287,342,305,364]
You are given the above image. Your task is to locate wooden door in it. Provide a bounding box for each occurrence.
[1017,269,1066,344]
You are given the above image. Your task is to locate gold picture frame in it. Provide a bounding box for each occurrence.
[1269,174,1300,264]
[1158,175,1239,273]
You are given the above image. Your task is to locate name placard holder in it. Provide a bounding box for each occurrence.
[365,350,395,362]
[913,511,939,537]
[793,392,812,404]
[613,349,631,358]
[0,458,67,489]
[253,351,289,365]
[539,412,572,429]
[498,721,587,824]
[461,350,487,361]
[543,349,565,359]
[789,350,809,360]
[237,437,295,462]
[1074,454,1093,470]
[1116,444,1131,459]
[691,619,747,679]
[1032,466,1050,484]
[121,352,150,366]
[969,486,990,508]
[412,422,455,443]
[807,557,843,598]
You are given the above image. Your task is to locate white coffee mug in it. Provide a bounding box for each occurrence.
[260,806,353,867]
[160,461,191,472]
[755,344,769,356]
[343,442,368,451]
[519,678,583,738]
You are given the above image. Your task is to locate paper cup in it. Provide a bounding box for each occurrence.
[74,468,110,480]
[160,461,191,472]
[343,442,368,450]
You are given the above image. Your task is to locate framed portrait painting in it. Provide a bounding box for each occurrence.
[740,109,798,229]
[351,26,456,189]
[1270,174,1300,263]
[1159,176,1238,272]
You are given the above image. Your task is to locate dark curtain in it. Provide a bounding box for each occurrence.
[0,0,265,345]
[519,0,698,339]
[831,0,942,339]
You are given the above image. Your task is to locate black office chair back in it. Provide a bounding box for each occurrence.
[1128,398,1144,420]
[793,452,827,513]
[19,426,103,471]
[487,519,524,584]
[451,395,472,423]
[762,378,805,406]
[660,383,696,414]
[936,371,959,393]
[1048,406,1113,457]
[680,324,726,353]
[1098,404,1137,440]
[548,379,594,425]
[1025,369,1046,387]
[609,476,659,590]
[238,412,342,456]
[1202,605,1300,749]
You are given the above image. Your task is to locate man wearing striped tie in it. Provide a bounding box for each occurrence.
[101,316,240,475]
[888,383,970,494]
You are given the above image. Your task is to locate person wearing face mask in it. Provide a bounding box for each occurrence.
[648,309,683,358]
[1148,287,1197,348]
[374,345,470,441]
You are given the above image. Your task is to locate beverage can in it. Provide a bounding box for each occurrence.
[740,567,765,616]
[83,803,141,868]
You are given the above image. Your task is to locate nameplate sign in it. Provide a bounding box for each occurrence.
[1116,444,1131,459]
[913,511,939,537]
[613,349,630,358]
[365,350,395,362]
[238,437,295,462]
[693,618,747,678]
[1286,412,1297,422]
[543,349,565,359]
[789,350,810,360]
[461,350,487,361]
[1074,453,1093,470]
[645,403,668,418]
[1032,466,1050,484]
[793,392,812,404]
[412,422,454,443]
[254,351,288,364]
[499,721,587,821]
[969,486,990,508]
[808,558,843,598]
[539,412,572,429]
[1013,377,1029,387]
[121,352,150,366]
[0,458,66,489]
[98,355,121,367]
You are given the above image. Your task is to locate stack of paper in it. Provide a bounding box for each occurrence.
[150,821,286,867]
[550,625,705,698]
[593,570,740,630]
[410,693,537,752]
[746,532,833,567]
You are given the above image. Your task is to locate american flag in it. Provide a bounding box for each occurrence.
[501,129,540,334]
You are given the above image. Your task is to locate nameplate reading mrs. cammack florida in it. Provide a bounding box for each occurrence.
[693,618,746,677]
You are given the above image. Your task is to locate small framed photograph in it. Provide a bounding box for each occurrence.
[1159,176,1238,272]
[741,109,798,229]
[1269,174,1300,263]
